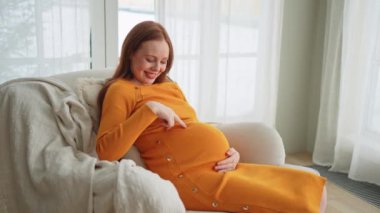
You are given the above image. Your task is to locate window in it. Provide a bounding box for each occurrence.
[217,0,260,119]
[159,0,282,123]
[0,0,90,83]
[118,0,155,55]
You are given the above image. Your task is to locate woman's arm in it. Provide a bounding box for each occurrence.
[96,83,157,161]
[96,82,187,161]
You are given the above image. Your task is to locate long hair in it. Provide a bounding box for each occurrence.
[97,21,174,120]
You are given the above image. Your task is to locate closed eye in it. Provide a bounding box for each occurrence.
[146,58,155,63]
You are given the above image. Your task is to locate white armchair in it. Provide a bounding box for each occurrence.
[0,68,323,212]
[52,69,287,213]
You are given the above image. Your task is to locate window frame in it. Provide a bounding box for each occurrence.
[90,0,118,69]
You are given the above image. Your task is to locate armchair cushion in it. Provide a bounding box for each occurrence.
[75,77,105,132]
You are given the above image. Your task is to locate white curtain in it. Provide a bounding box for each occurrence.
[156,0,283,125]
[0,0,91,84]
[313,0,380,185]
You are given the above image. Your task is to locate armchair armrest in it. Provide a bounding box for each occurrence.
[216,122,285,165]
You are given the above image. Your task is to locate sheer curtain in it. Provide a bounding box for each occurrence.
[313,0,380,185]
[0,0,91,84]
[156,0,284,125]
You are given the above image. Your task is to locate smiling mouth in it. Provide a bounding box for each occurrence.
[144,71,160,79]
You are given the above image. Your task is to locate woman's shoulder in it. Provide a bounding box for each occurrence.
[161,76,180,87]
[107,78,136,91]
[106,79,135,99]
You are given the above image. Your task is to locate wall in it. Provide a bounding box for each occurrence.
[276,0,326,153]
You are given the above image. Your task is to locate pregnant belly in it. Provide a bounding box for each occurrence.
[136,122,230,170]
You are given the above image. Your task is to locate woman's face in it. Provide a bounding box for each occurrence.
[130,39,170,85]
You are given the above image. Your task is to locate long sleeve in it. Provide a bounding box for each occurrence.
[96,82,157,161]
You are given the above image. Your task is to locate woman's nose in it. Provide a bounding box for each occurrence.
[151,62,160,71]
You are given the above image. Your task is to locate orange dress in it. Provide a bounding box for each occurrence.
[96,79,326,213]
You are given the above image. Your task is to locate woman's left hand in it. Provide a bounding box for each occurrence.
[214,147,240,173]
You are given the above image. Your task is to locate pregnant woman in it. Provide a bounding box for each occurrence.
[96,21,326,213]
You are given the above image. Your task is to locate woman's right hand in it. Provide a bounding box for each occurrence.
[146,101,187,129]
